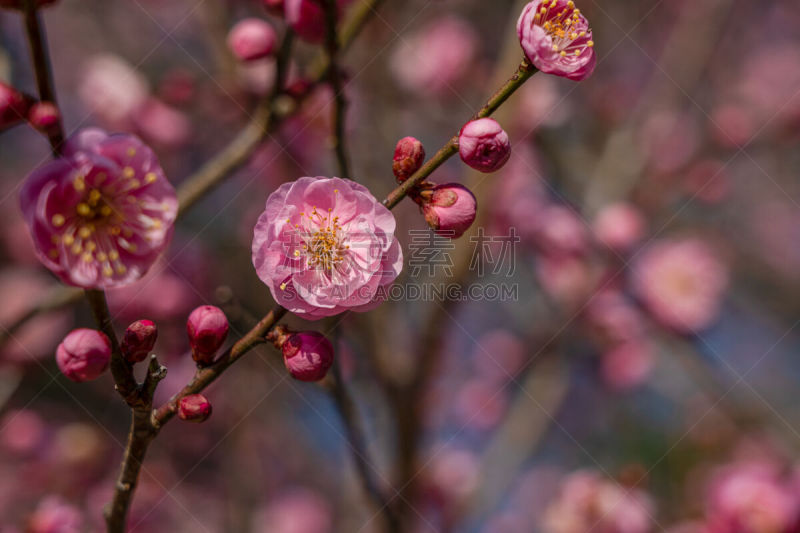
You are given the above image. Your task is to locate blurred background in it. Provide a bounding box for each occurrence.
[1,0,800,531]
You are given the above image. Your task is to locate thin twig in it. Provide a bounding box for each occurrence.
[322,0,351,179]
[21,0,64,154]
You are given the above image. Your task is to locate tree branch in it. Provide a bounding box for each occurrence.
[322,0,351,179]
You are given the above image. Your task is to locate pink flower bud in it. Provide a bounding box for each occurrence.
[55,328,111,382]
[178,394,212,423]
[121,319,158,363]
[458,118,511,173]
[227,18,277,62]
[282,331,334,382]
[187,305,229,365]
[27,101,60,133]
[284,0,342,43]
[422,183,477,239]
[392,136,425,183]
[0,81,32,130]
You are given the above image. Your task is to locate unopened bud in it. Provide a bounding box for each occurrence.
[392,136,425,183]
[0,81,32,130]
[187,305,229,365]
[282,331,334,382]
[422,183,477,239]
[56,329,111,382]
[458,118,511,173]
[28,101,60,134]
[262,0,284,15]
[227,18,277,62]
[178,394,212,423]
[121,319,158,363]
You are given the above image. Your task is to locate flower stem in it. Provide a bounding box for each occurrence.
[322,0,351,179]
[21,0,64,155]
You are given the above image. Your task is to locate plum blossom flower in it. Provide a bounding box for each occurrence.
[19,128,178,289]
[252,177,402,320]
[632,238,728,333]
[517,0,596,81]
[542,471,653,533]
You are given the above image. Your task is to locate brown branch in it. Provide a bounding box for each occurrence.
[382,58,537,209]
[21,0,64,154]
[322,0,351,179]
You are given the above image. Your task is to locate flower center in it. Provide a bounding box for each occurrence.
[534,0,594,57]
[295,204,349,272]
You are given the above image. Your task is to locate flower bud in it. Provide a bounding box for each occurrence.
[282,331,334,382]
[0,0,58,10]
[392,136,426,183]
[27,101,60,133]
[422,183,477,239]
[178,394,212,423]
[55,328,111,382]
[284,0,340,43]
[0,81,32,130]
[227,18,277,62]
[593,202,646,252]
[187,305,229,365]
[121,319,158,363]
[458,118,511,173]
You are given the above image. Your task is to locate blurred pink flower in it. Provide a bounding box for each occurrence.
[472,329,526,384]
[425,447,481,508]
[517,0,596,81]
[106,264,197,321]
[0,81,32,131]
[19,129,178,289]
[390,17,477,95]
[227,18,277,62]
[254,488,332,533]
[601,340,655,390]
[536,255,595,308]
[284,0,345,43]
[585,291,646,345]
[593,203,646,252]
[252,177,402,319]
[453,378,508,431]
[707,462,799,533]
[27,497,83,533]
[632,238,728,332]
[79,54,149,127]
[533,204,590,257]
[132,98,191,148]
[640,110,700,174]
[542,471,653,533]
[0,269,71,364]
[0,409,45,456]
[683,159,730,205]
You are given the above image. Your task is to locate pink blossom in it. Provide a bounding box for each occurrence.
[632,238,728,332]
[254,488,333,533]
[639,110,700,174]
[252,176,402,320]
[593,203,646,252]
[27,497,83,533]
[707,462,799,533]
[393,136,426,183]
[453,378,508,431]
[79,55,149,127]
[282,331,334,382]
[424,448,481,507]
[132,98,191,149]
[458,118,511,173]
[55,328,111,382]
[536,255,595,308]
[0,409,45,456]
[542,470,653,533]
[585,291,645,345]
[517,0,596,81]
[227,18,277,62]
[186,306,229,365]
[390,17,477,95]
[601,341,655,390]
[178,394,213,423]
[533,204,589,256]
[422,183,477,239]
[19,128,178,289]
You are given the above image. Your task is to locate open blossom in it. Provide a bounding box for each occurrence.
[517,0,596,81]
[252,177,402,320]
[459,118,511,173]
[632,238,728,333]
[19,128,178,289]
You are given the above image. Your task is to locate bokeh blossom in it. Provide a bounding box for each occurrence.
[517,0,596,81]
[252,176,402,320]
[632,238,728,333]
[19,128,178,289]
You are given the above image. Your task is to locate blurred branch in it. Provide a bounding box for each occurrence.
[21,0,64,154]
[322,0,351,179]
[324,358,401,533]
